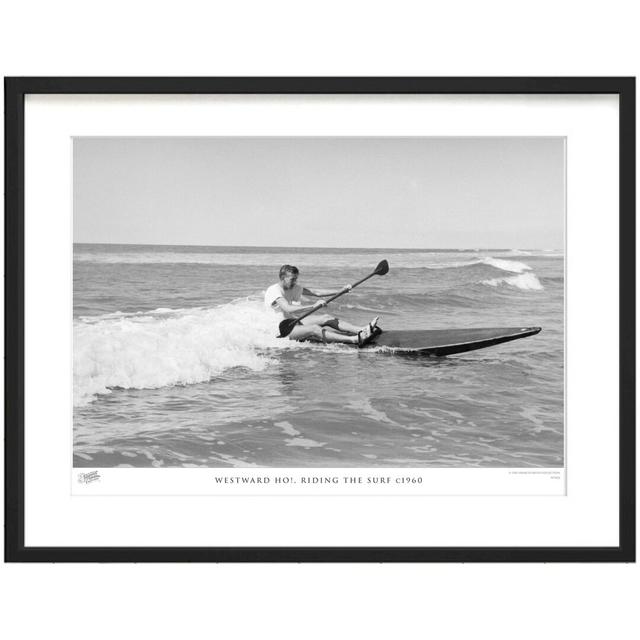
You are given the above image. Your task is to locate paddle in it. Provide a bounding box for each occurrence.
[277,259,389,338]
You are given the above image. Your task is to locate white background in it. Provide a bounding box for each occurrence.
[1,1,638,639]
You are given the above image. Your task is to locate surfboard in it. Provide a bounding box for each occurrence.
[361,326,541,356]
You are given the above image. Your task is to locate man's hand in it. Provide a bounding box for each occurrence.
[313,300,328,309]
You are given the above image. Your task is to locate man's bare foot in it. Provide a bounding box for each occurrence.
[357,322,376,347]
[365,316,382,337]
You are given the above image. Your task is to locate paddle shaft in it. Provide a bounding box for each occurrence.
[297,270,379,323]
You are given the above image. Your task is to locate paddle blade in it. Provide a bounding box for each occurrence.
[374,259,389,276]
[278,318,299,338]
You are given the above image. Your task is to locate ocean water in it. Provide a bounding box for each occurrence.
[73,244,564,468]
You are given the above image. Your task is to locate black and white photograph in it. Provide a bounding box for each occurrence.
[73,136,565,471]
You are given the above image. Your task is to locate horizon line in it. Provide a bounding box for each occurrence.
[73,241,564,251]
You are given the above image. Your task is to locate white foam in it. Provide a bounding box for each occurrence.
[423,255,534,273]
[275,421,301,437]
[73,299,289,406]
[77,307,194,323]
[479,256,532,273]
[481,272,544,291]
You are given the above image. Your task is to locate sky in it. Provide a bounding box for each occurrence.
[73,137,565,249]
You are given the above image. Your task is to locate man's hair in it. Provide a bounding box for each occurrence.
[279,264,299,279]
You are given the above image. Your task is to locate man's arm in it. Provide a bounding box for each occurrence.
[302,286,351,297]
[273,297,326,314]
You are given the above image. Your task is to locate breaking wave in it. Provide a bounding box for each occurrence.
[477,257,532,273]
[73,299,288,406]
[481,272,544,291]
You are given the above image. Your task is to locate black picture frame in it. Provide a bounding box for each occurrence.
[4,76,635,563]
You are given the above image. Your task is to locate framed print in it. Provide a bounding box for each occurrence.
[4,77,635,562]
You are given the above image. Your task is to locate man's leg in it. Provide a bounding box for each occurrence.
[289,323,358,344]
[302,314,372,336]
[331,317,380,335]
[301,314,349,333]
[333,319,364,335]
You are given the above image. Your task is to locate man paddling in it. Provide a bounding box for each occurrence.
[265,264,380,346]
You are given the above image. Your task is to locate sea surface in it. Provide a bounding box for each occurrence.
[73,244,564,468]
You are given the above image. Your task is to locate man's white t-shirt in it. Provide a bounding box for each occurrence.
[264,283,304,319]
